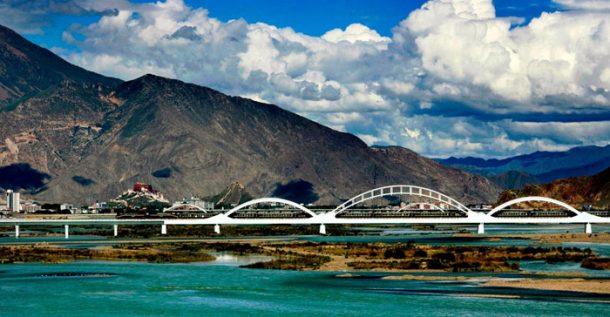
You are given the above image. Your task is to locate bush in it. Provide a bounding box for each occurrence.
[432,252,456,262]
[413,249,428,258]
[384,248,406,259]
[581,257,610,270]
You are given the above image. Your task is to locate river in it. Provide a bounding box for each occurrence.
[1,224,610,316]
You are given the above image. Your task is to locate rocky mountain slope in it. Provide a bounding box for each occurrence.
[205,182,253,208]
[0,25,120,110]
[489,171,540,190]
[0,24,501,205]
[496,167,610,209]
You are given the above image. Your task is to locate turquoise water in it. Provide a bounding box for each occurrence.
[1,259,609,317]
[2,225,610,316]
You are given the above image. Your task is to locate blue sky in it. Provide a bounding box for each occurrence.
[1,0,609,158]
[21,0,560,55]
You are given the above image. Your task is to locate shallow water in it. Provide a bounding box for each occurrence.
[2,225,610,316]
[1,258,609,317]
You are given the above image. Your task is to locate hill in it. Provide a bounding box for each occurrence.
[496,167,610,209]
[0,24,501,205]
[0,24,120,111]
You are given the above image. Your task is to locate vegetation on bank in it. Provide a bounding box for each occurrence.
[1,240,608,273]
[581,257,610,270]
[0,244,215,264]
[261,242,597,272]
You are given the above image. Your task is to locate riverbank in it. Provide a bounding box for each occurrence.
[518,232,610,244]
[481,278,610,295]
[0,244,216,264]
[2,240,606,272]
[3,232,610,297]
[379,273,610,296]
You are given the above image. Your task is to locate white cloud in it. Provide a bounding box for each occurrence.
[402,127,421,139]
[47,0,610,158]
[399,0,610,106]
[555,0,610,10]
[322,23,390,49]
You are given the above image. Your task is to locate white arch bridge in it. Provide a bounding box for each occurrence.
[2,185,609,238]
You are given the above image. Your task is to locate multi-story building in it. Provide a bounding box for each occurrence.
[6,190,20,212]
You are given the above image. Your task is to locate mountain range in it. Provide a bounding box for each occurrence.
[0,24,501,205]
[437,145,610,189]
[496,166,610,210]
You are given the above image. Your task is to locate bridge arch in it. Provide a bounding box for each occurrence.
[332,185,472,216]
[488,196,581,217]
[224,197,317,218]
[164,203,207,213]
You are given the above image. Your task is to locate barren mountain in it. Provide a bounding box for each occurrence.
[0,24,501,205]
[496,167,610,209]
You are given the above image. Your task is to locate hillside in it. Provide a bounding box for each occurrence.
[437,145,610,188]
[0,24,120,111]
[496,167,610,209]
[489,171,539,190]
[0,24,501,205]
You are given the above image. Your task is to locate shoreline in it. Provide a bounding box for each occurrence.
[2,232,610,296]
[481,278,610,295]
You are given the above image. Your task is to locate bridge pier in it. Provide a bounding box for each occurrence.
[161,224,167,235]
[585,223,592,234]
[477,223,485,234]
[15,225,19,238]
[214,224,220,234]
[113,224,118,237]
[319,224,326,235]
[64,225,69,239]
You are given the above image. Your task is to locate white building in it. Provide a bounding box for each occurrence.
[182,197,214,210]
[21,202,40,213]
[6,190,20,212]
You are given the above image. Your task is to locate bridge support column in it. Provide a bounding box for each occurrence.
[15,225,19,238]
[64,225,69,239]
[319,224,326,235]
[113,224,118,237]
[161,224,167,235]
[214,224,220,234]
[477,223,485,235]
[585,223,592,234]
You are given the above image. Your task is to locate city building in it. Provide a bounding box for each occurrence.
[133,182,159,194]
[6,190,20,212]
[21,202,40,213]
[60,203,74,211]
[182,197,214,210]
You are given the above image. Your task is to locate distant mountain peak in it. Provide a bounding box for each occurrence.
[134,73,176,85]
[0,23,121,109]
[437,144,610,187]
[0,23,502,205]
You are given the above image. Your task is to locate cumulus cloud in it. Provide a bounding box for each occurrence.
[322,23,390,48]
[5,0,610,158]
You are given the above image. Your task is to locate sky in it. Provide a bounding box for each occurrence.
[0,0,609,159]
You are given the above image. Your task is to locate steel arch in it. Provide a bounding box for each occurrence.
[224,197,317,218]
[164,203,207,213]
[488,196,581,217]
[331,185,472,216]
